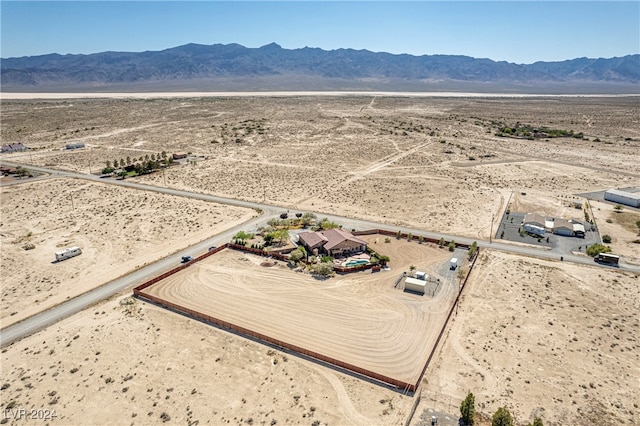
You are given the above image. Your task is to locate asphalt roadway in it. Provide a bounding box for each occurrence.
[1,161,638,347]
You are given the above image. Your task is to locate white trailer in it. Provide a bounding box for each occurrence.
[55,246,82,262]
[450,257,458,270]
[524,223,545,236]
[404,277,426,294]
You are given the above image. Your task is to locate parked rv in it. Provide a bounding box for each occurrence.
[55,246,82,262]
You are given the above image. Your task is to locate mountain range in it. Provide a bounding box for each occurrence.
[2,43,639,93]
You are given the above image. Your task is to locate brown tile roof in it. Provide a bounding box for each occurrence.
[298,231,327,248]
[320,229,367,251]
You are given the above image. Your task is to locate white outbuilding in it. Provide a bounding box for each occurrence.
[604,189,640,208]
[405,277,426,294]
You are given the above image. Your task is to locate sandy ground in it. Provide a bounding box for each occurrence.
[1,96,639,424]
[2,97,638,243]
[414,250,639,426]
[0,293,413,425]
[142,238,461,385]
[0,178,256,327]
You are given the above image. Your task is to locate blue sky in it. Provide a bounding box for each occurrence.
[1,1,638,63]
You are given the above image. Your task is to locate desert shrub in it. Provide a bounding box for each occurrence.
[492,407,514,426]
[312,262,333,277]
[602,234,612,243]
[289,249,304,262]
[449,241,456,252]
[586,243,611,257]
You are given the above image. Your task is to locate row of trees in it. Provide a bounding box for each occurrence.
[102,152,172,175]
[460,392,543,426]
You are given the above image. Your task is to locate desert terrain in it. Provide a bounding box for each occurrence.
[0,177,256,326]
[1,95,639,425]
[417,250,639,426]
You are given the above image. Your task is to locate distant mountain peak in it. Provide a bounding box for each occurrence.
[260,42,282,50]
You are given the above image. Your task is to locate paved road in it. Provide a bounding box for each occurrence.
[2,161,638,347]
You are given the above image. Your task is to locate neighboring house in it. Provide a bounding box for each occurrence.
[553,218,574,236]
[173,152,187,160]
[298,229,367,256]
[1,143,27,153]
[523,212,546,235]
[523,212,546,229]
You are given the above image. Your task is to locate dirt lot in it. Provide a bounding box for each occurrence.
[0,178,256,326]
[1,95,639,424]
[142,238,459,386]
[415,250,639,426]
[0,293,414,425]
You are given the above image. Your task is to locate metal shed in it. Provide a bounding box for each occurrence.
[604,189,640,208]
[404,277,426,294]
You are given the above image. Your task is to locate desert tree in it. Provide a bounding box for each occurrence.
[468,241,478,260]
[289,248,304,263]
[105,160,111,168]
[126,156,131,166]
[527,418,543,426]
[449,240,456,252]
[492,407,514,426]
[459,391,476,425]
[301,212,316,227]
[636,220,640,235]
[614,204,623,212]
[275,228,290,246]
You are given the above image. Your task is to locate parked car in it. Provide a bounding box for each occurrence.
[181,255,193,263]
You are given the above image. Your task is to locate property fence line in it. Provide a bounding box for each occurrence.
[134,289,416,391]
[132,233,480,393]
[410,248,480,392]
